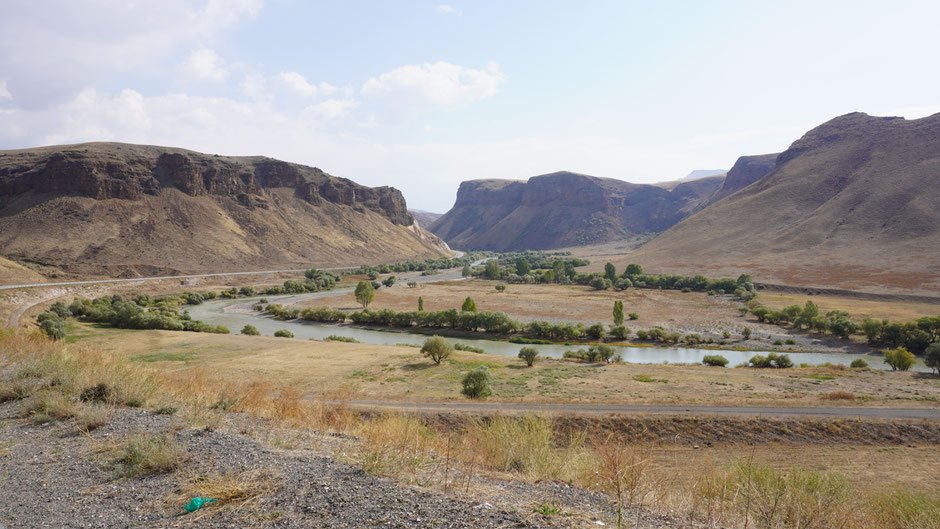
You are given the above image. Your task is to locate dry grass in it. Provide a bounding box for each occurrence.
[821,391,856,401]
[172,468,282,516]
[2,329,939,528]
[112,432,189,477]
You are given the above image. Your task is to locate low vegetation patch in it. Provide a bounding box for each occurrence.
[633,374,668,383]
[325,335,359,343]
[112,432,188,477]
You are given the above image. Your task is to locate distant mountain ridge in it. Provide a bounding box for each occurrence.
[625,112,940,294]
[429,171,724,251]
[0,142,448,277]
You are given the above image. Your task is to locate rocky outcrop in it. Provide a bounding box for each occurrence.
[0,142,446,276]
[429,171,724,251]
[0,142,413,224]
[701,153,777,207]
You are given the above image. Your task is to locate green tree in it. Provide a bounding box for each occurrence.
[50,301,71,318]
[461,366,493,398]
[795,300,819,329]
[624,263,643,276]
[883,347,915,371]
[925,342,940,373]
[354,281,375,309]
[604,262,617,281]
[518,347,539,367]
[240,324,260,336]
[608,325,629,340]
[590,277,612,290]
[462,265,471,277]
[418,296,425,311]
[421,336,452,364]
[516,258,532,276]
[741,327,752,340]
[40,317,67,340]
[613,300,624,326]
[552,260,565,282]
[382,276,396,288]
[461,297,477,312]
[273,329,294,338]
[586,323,606,340]
[482,260,500,280]
[861,318,884,344]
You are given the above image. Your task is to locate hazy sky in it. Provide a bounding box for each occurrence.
[1,1,938,211]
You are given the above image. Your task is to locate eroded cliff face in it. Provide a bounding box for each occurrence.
[0,142,443,276]
[701,153,778,207]
[430,171,724,251]
[0,143,412,225]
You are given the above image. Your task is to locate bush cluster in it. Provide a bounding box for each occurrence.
[68,295,228,334]
[563,344,620,363]
[748,353,794,368]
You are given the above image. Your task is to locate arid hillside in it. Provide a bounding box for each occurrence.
[625,112,940,294]
[0,142,448,278]
[429,171,723,251]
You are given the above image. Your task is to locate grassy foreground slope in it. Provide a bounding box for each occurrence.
[625,112,940,294]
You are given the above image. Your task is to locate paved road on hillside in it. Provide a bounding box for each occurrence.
[342,399,940,419]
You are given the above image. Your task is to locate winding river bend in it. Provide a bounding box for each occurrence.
[187,292,927,372]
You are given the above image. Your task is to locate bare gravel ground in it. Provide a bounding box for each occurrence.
[0,400,676,529]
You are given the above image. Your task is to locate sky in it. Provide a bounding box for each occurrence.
[1,1,938,212]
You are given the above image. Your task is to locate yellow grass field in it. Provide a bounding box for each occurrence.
[69,323,940,408]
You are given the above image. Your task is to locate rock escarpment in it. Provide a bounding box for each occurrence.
[429,171,724,251]
[0,142,446,277]
[0,143,412,224]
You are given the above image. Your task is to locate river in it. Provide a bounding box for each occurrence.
[186,292,926,372]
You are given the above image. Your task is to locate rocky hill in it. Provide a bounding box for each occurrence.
[625,112,940,294]
[429,171,724,251]
[699,153,777,208]
[0,142,449,278]
[409,209,443,228]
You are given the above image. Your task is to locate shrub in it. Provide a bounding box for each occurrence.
[40,317,67,341]
[608,325,630,340]
[273,329,294,338]
[325,335,359,343]
[49,301,71,318]
[241,324,260,336]
[773,339,784,345]
[589,277,612,290]
[461,366,493,398]
[494,284,506,292]
[454,343,484,353]
[883,347,915,371]
[112,433,188,477]
[628,312,639,320]
[461,297,477,312]
[749,353,793,368]
[585,323,605,340]
[785,338,796,345]
[702,355,729,367]
[635,329,649,340]
[741,327,751,339]
[850,358,868,369]
[518,347,539,367]
[421,336,452,364]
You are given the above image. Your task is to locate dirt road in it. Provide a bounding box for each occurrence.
[343,399,940,419]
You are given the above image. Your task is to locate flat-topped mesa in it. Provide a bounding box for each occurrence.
[0,142,412,225]
[431,170,724,251]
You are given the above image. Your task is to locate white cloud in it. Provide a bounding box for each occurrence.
[0,80,11,100]
[304,98,358,120]
[435,5,462,15]
[240,72,268,99]
[0,1,262,109]
[362,62,504,112]
[179,47,229,81]
[277,72,337,97]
